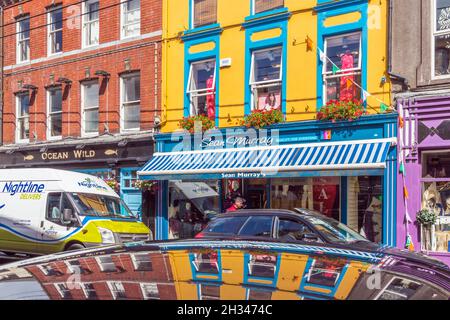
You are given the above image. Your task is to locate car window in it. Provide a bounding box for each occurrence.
[46,193,75,225]
[278,218,318,241]
[203,216,248,234]
[238,216,273,238]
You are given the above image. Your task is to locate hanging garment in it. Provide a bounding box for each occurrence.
[206,76,216,120]
[313,184,338,217]
[339,53,356,101]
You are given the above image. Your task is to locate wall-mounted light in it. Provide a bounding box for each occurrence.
[118,139,128,147]
[76,144,86,150]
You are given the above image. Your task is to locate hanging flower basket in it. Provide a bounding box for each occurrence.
[179,115,215,133]
[104,179,120,191]
[134,180,156,191]
[317,99,366,122]
[241,109,284,129]
[416,209,437,226]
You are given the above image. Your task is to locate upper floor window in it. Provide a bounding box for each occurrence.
[108,282,127,300]
[253,0,284,15]
[121,72,141,131]
[434,0,450,77]
[322,32,361,103]
[83,0,99,47]
[187,59,216,117]
[81,81,99,136]
[121,0,140,38]
[16,93,30,143]
[16,16,30,63]
[48,6,63,55]
[47,87,63,139]
[250,47,282,111]
[192,0,217,28]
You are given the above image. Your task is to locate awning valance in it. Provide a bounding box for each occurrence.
[138,138,395,180]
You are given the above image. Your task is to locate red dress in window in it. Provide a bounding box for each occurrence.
[313,184,338,218]
[206,76,216,120]
[339,52,356,101]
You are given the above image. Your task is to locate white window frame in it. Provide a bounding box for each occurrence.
[252,0,285,15]
[81,283,98,299]
[15,92,30,143]
[82,0,100,48]
[140,283,159,300]
[191,253,219,274]
[322,32,362,104]
[120,0,141,39]
[249,47,283,111]
[95,256,117,272]
[247,255,277,278]
[191,0,218,29]
[131,253,152,271]
[47,5,63,56]
[107,281,126,300]
[54,283,71,299]
[16,16,30,63]
[46,87,63,141]
[120,72,141,133]
[81,80,99,137]
[432,0,450,79]
[187,58,216,116]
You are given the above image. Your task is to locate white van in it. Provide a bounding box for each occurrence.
[0,169,151,255]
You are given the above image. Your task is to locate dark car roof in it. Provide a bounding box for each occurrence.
[217,208,323,219]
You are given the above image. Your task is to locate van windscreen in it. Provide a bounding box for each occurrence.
[69,193,136,219]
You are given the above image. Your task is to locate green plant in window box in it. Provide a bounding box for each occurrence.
[179,115,215,133]
[241,109,284,129]
[416,209,437,225]
[317,99,367,122]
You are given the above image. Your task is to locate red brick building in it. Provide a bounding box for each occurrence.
[25,251,178,300]
[0,0,162,230]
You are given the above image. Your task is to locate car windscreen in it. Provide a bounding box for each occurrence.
[69,193,137,219]
[302,215,369,243]
[203,216,249,235]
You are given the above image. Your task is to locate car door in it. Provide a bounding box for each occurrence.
[37,193,78,254]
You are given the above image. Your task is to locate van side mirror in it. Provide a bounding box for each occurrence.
[62,209,76,225]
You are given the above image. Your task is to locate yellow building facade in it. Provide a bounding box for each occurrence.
[161,0,391,132]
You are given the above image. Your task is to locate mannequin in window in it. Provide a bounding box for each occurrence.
[339,49,357,101]
[261,93,278,112]
[362,197,382,243]
[206,75,215,120]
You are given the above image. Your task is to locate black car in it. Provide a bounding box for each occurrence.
[0,238,448,300]
[196,209,450,270]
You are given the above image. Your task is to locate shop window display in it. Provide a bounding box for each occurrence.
[421,151,450,252]
[347,176,383,243]
[270,177,340,221]
[168,180,220,239]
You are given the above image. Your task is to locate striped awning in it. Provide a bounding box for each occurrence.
[138,138,395,180]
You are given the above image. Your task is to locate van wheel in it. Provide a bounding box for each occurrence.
[65,243,85,251]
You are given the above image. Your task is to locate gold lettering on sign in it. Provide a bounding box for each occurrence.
[41,152,69,160]
[73,150,96,158]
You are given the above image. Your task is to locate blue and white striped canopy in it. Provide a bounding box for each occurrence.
[138,138,395,180]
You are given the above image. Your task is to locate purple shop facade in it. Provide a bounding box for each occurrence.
[397,94,450,266]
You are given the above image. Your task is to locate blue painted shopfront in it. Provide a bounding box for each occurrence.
[139,114,397,246]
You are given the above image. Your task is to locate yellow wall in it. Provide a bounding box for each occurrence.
[162,0,391,133]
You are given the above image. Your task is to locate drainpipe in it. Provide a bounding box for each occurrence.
[388,0,408,88]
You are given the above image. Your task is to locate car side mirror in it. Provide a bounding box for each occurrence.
[302,233,320,242]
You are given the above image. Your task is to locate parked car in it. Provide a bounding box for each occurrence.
[195,209,449,270]
[0,238,448,300]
